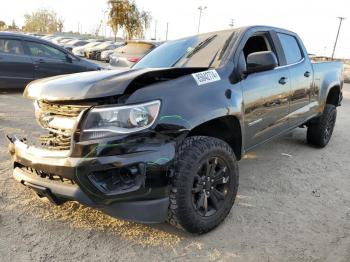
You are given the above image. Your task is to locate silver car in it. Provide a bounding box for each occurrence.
[109,41,163,67]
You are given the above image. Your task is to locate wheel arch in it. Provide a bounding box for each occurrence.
[186,115,243,160]
[326,85,341,106]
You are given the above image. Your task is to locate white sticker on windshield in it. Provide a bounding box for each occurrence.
[192,70,221,86]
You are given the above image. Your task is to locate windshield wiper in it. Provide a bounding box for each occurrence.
[217,32,234,61]
[186,34,218,58]
[207,50,220,68]
[208,32,235,68]
[170,34,218,67]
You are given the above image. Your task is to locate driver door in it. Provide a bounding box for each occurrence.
[24,41,75,79]
[240,32,291,149]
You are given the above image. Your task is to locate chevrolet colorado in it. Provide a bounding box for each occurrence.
[8,26,343,234]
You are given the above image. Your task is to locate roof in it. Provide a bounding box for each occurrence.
[0,31,41,41]
[172,25,299,41]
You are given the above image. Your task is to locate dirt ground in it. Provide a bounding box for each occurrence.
[0,85,350,262]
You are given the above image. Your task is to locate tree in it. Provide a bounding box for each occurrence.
[7,20,18,30]
[23,9,64,33]
[108,0,129,40]
[0,21,6,30]
[108,0,151,40]
[124,2,143,39]
[140,11,152,38]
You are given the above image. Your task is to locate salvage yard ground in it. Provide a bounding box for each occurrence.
[0,85,350,261]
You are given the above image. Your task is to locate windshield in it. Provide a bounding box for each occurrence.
[59,38,74,44]
[66,39,78,45]
[84,42,101,48]
[134,30,235,69]
[95,42,113,49]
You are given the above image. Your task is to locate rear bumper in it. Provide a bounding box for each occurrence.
[8,134,177,223]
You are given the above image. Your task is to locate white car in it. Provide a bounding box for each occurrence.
[100,42,125,62]
[100,49,115,62]
[51,36,75,45]
[72,41,102,57]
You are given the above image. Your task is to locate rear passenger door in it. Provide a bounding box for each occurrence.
[24,41,76,79]
[276,33,313,127]
[0,38,34,88]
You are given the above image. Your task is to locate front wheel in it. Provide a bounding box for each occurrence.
[307,104,337,148]
[168,136,239,234]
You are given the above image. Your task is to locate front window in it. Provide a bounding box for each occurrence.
[26,41,66,60]
[134,30,235,69]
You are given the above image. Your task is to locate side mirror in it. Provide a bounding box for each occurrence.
[245,51,278,74]
[66,54,73,63]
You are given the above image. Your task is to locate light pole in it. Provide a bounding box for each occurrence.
[103,10,108,38]
[154,20,157,40]
[166,22,169,40]
[197,6,207,34]
[229,18,235,28]
[331,17,346,59]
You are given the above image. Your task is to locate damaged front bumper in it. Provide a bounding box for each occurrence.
[8,134,177,223]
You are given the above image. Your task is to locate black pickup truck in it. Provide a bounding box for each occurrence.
[8,26,343,234]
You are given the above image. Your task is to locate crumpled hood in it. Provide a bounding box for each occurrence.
[24,68,162,101]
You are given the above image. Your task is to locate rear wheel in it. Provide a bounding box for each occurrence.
[307,104,337,148]
[168,136,239,234]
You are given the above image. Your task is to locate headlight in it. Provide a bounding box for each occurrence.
[80,100,161,140]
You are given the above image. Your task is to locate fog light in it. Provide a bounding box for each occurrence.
[88,164,145,195]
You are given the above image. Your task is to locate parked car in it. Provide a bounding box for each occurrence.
[41,35,56,41]
[100,49,115,62]
[96,42,125,61]
[0,32,101,89]
[26,33,46,38]
[59,38,77,44]
[72,41,104,57]
[61,39,90,52]
[109,40,162,67]
[8,26,343,234]
[51,36,75,45]
[84,41,114,59]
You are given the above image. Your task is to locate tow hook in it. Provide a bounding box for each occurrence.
[7,135,16,155]
[6,134,15,143]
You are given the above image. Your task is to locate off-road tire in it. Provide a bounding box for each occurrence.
[307,104,337,148]
[167,136,239,234]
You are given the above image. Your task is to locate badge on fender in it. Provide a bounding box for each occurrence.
[192,70,221,86]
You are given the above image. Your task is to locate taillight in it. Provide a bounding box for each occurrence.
[127,57,140,63]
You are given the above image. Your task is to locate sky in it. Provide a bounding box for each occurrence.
[0,0,349,58]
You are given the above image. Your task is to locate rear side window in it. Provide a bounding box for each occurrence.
[0,39,24,55]
[277,33,303,64]
[26,41,66,60]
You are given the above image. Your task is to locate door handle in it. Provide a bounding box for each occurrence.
[304,71,311,77]
[37,59,46,64]
[278,77,288,85]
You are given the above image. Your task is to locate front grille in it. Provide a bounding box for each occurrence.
[38,101,87,117]
[38,133,72,151]
[34,101,90,151]
[21,166,75,186]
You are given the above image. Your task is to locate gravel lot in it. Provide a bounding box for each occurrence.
[0,85,350,262]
